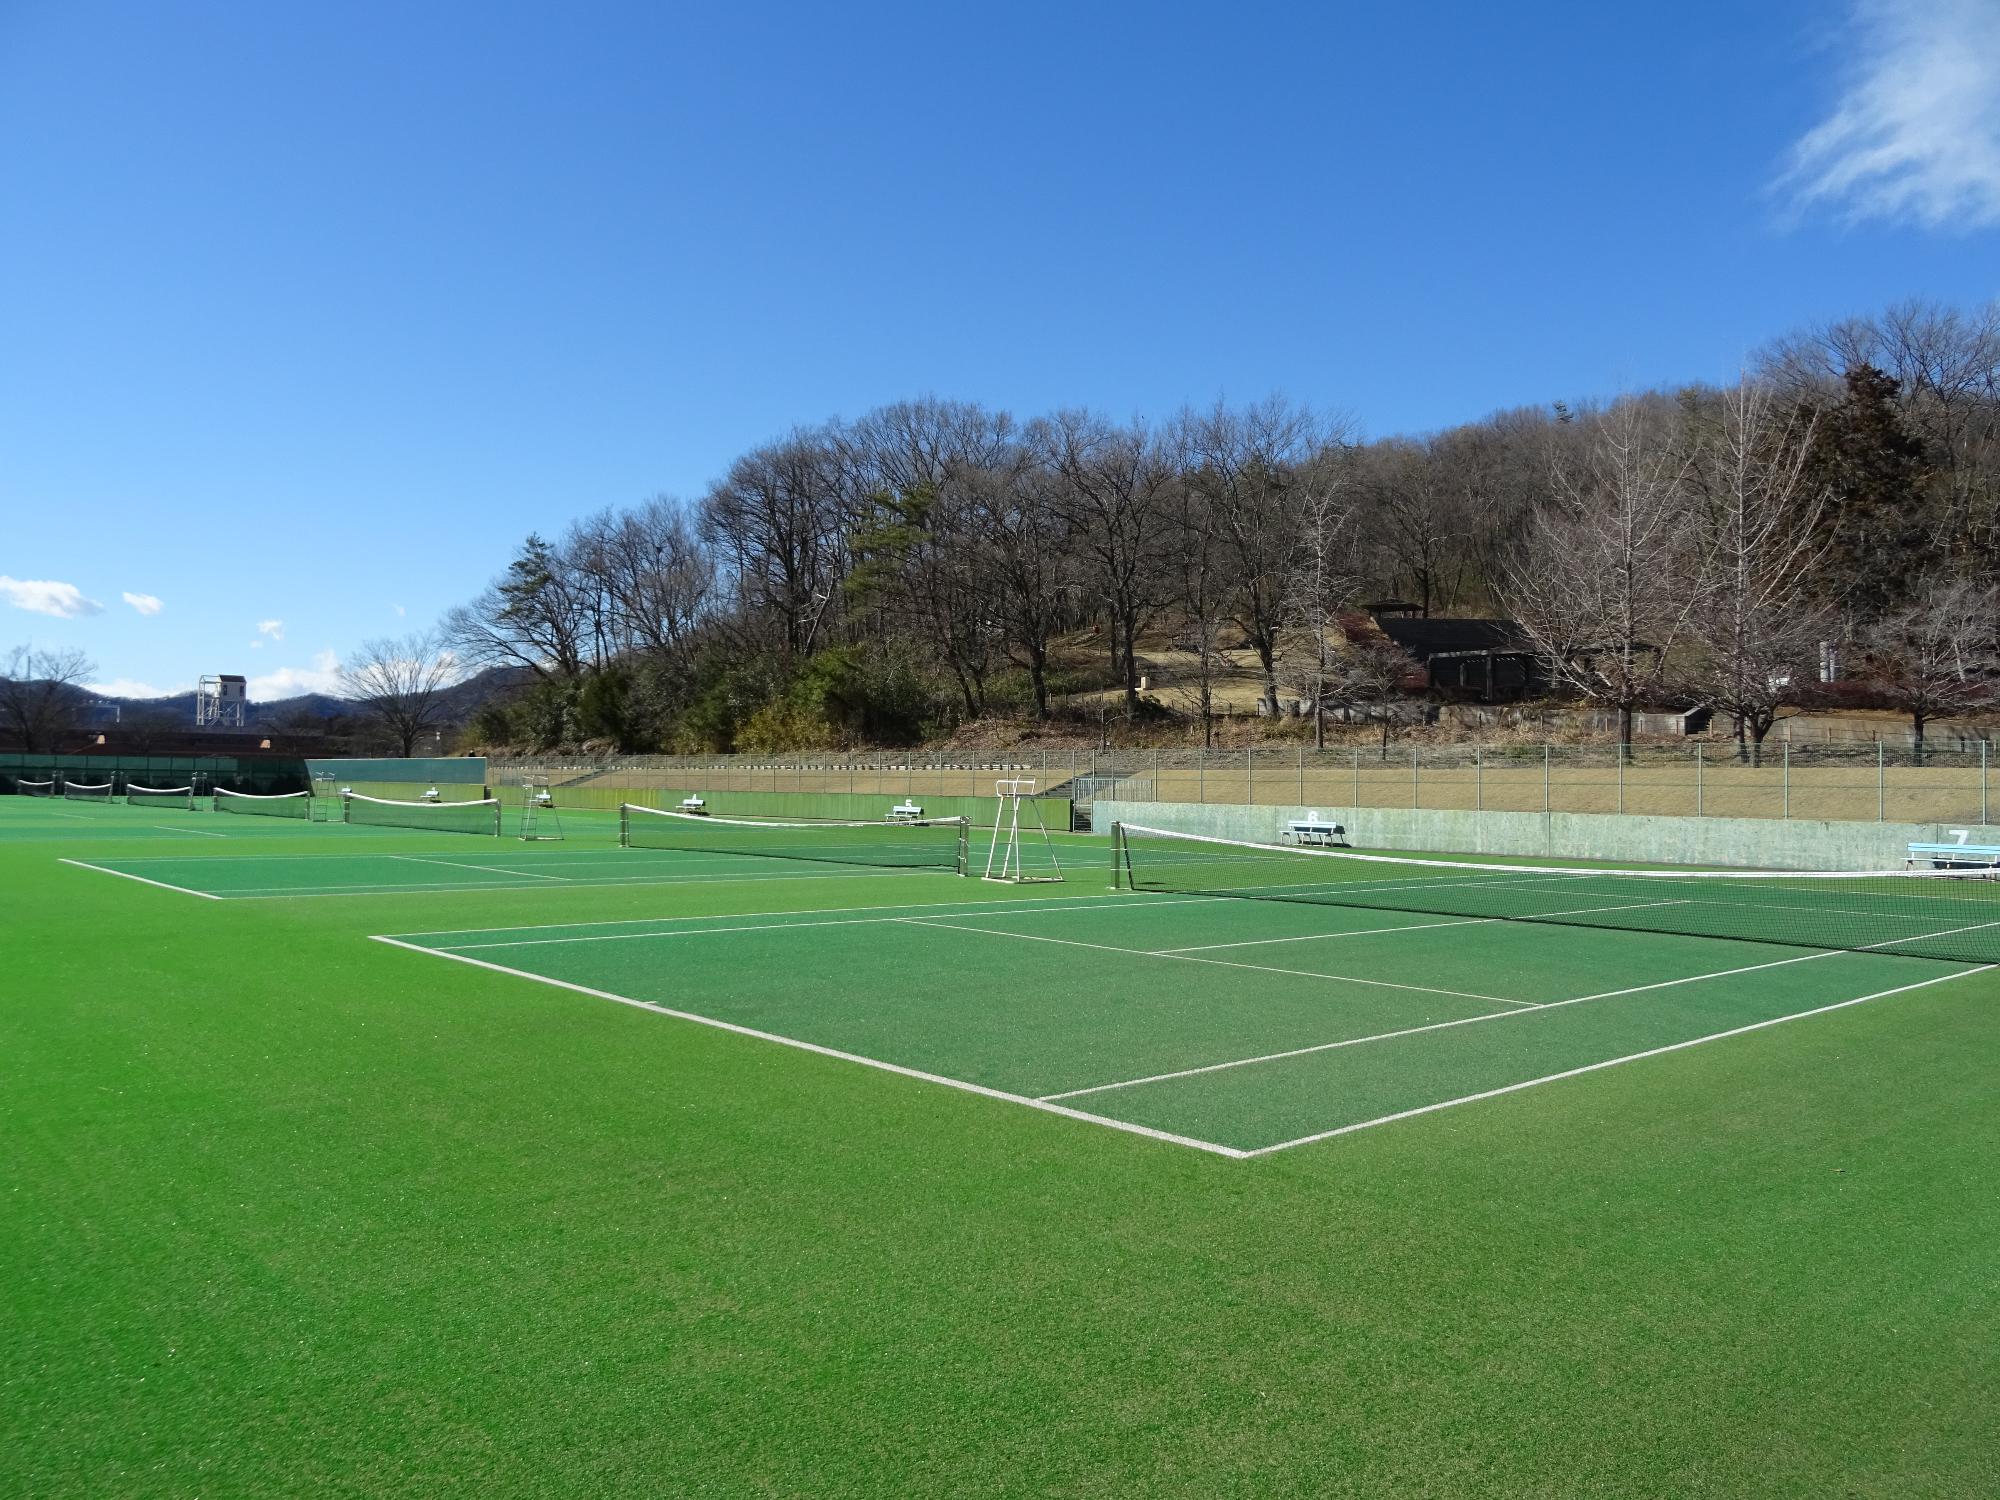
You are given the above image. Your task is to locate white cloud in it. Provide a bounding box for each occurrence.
[391,603,406,617]
[257,619,285,640]
[0,576,103,618]
[1779,0,2000,229]
[86,677,186,700]
[121,591,164,616]
[248,649,340,701]
[248,640,263,649]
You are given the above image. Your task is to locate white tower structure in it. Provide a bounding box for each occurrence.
[194,674,248,728]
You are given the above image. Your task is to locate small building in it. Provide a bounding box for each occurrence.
[1373,617,1549,703]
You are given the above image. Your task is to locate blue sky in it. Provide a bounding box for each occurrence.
[2,0,1997,700]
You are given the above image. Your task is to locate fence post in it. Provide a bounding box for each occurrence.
[1543,744,1551,814]
[1412,747,1420,809]
[1984,740,1990,827]
[1476,747,1484,813]
[1352,748,1360,809]
[1246,746,1254,805]
[1299,745,1305,805]
[1198,751,1204,804]
[1783,742,1790,819]
[1617,747,1625,815]
[1695,744,1703,818]
[1877,741,1885,822]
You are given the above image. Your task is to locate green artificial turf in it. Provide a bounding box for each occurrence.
[4,799,1997,1497]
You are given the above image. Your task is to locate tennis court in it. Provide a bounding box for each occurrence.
[36,794,1996,1156]
[371,861,1992,1157]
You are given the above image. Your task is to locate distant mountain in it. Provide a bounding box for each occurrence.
[86,665,533,728]
[435,665,536,718]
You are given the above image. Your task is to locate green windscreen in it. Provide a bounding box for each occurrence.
[309,757,488,803]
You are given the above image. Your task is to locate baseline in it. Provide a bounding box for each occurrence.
[1241,964,1992,1156]
[57,858,224,901]
[367,935,1248,1160]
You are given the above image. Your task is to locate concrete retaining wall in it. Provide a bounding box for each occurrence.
[1094,799,2000,871]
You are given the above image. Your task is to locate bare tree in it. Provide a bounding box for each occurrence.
[1864,579,1999,762]
[1503,400,1702,756]
[1359,438,1471,616]
[1678,379,1831,760]
[1040,410,1173,713]
[573,498,715,664]
[968,450,1075,719]
[444,533,597,683]
[700,430,851,656]
[0,646,95,752]
[337,632,460,757]
[1321,637,1424,758]
[1278,455,1358,748]
[1180,398,1343,714]
[848,479,1001,722]
[1161,460,1231,747]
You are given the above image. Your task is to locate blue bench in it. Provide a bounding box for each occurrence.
[1283,817,1347,848]
[1907,840,2000,870]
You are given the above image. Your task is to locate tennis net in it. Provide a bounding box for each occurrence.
[215,788,312,819]
[127,784,196,811]
[620,804,969,874]
[63,781,113,803]
[1111,822,2000,966]
[345,792,502,836]
[16,779,55,797]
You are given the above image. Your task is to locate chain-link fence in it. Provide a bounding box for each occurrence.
[492,741,2000,827]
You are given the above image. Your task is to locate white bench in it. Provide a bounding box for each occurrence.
[886,802,926,824]
[1282,817,1347,848]
[1907,839,2000,870]
[679,796,707,815]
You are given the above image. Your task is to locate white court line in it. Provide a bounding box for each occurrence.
[1239,965,1994,1157]
[58,857,223,901]
[218,868,941,899]
[428,894,1230,951]
[366,935,1247,1160]
[390,890,1137,940]
[151,823,228,838]
[390,854,572,882]
[1162,916,1492,952]
[900,917,1536,1008]
[1040,946,1867,1101]
[1161,899,1694,954]
[1861,914,2000,951]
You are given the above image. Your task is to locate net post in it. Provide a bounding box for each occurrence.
[1109,821,1125,890]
